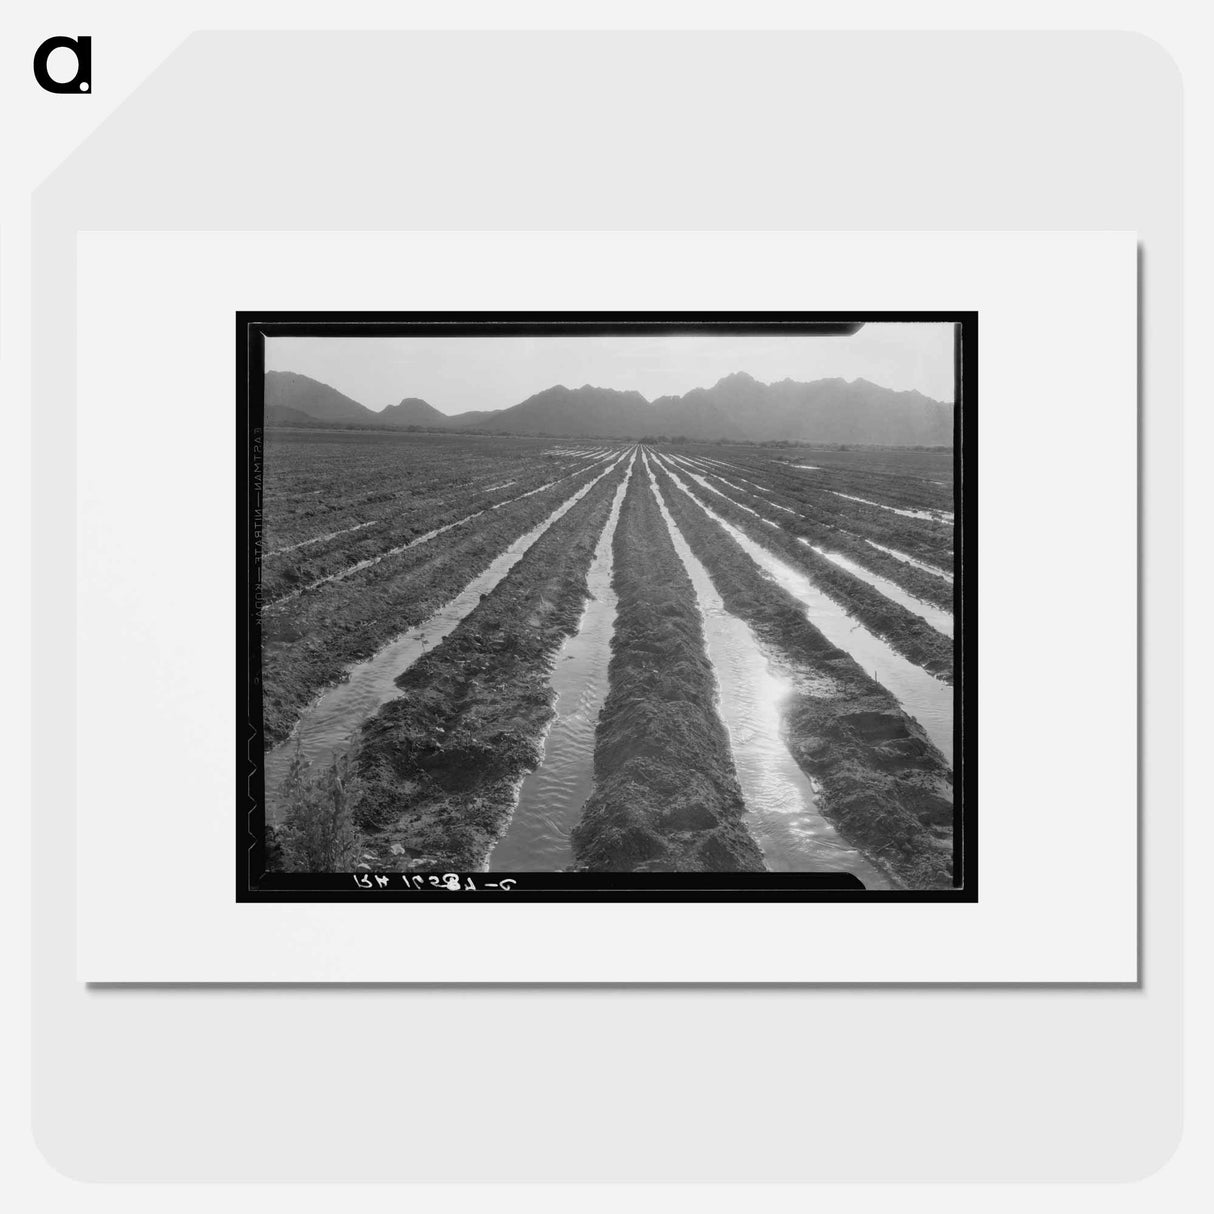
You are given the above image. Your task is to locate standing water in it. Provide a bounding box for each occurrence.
[488,453,637,870]
[267,455,616,607]
[645,457,890,886]
[668,460,780,529]
[797,539,954,639]
[830,490,953,524]
[865,538,954,583]
[264,454,628,822]
[656,457,953,766]
[681,464,797,514]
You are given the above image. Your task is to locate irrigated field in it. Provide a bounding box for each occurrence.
[261,429,958,889]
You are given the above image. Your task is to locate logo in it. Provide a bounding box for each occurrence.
[33,35,91,93]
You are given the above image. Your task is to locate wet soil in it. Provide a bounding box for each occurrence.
[652,460,953,889]
[487,462,636,870]
[349,458,631,870]
[688,465,955,613]
[260,460,607,747]
[570,461,766,873]
[658,459,954,682]
[696,456,954,568]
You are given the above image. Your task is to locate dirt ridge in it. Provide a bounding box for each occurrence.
[651,459,953,890]
[687,454,954,565]
[261,459,611,746]
[658,458,954,682]
[570,461,766,873]
[350,456,632,870]
[680,462,955,612]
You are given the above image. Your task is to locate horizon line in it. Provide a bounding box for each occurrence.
[266,367,949,417]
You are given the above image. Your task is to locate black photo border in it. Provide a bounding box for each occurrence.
[238,311,977,903]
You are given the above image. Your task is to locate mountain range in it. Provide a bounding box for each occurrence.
[264,369,952,445]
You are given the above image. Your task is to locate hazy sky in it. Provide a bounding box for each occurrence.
[265,323,954,416]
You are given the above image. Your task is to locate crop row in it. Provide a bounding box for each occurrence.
[670,458,955,612]
[262,429,604,551]
[671,451,955,566]
[655,457,954,682]
[350,456,633,870]
[672,443,954,502]
[651,459,954,889]
[760,459,953,515]
[263,454,572,555]
[261,457,608,604]
[260,457,614,747]
[570,459,766,873]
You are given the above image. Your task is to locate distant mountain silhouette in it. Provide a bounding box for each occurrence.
[379,396,452,428]
[264,369,952,444]
[474,384,654,438]
[265,403,329,428]
[265,371,381,425]
[483,373,952,444]
[265,372,452,430]
[446,407,503,428]
[648,371,953,444]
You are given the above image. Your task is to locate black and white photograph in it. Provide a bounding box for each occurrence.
[239,314,974,899]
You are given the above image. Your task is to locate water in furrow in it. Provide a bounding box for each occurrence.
[687,468,955,603]
[642,455,890,885]
[830,490,953,524]
[487,452,638,870]
[795,539,954,638]
[696,468,798,514]
[666,460,780,529]
[266,456,614,607]
[865,539,954,583]
[655,456,953,765]
[266,519,376,558]
[263,454,629,822]
[669,467,952,629]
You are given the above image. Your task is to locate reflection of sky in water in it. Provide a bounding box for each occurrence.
[263,454,628,824]
[672,459,951,636]
[831,490,953,524]
[657,457,952,767]
[647,455,889,887]
[800,540,953,638]
[865,539,953,583]
[490,456,637,871]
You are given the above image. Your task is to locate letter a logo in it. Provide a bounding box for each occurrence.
[33,35,92,94]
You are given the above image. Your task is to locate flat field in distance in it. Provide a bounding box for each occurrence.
[258,428,958,889]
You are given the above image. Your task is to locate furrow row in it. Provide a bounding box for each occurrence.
[670,456,955,607]
[570,457,766,873]
[655,456,954,680]
[347,456,633,870]
[647,456,954,890]
[261,456,619,746]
